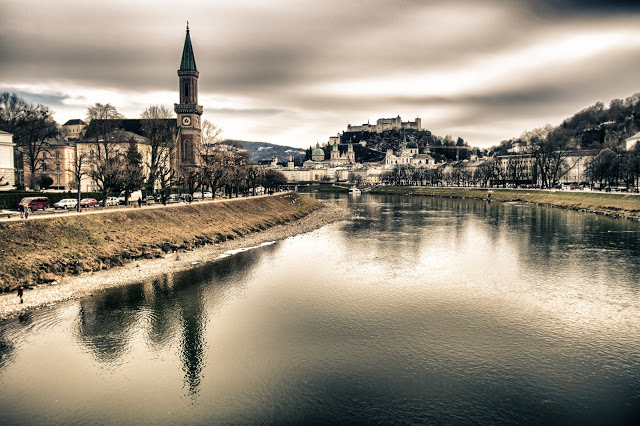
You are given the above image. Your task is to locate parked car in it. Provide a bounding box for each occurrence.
[143,196,155,205]
[203,191,213,199]
[103,197,119,207]
[167,194,180,203]
[192,192,203,199]
[79,198,98,208]
[54,198,78,209]
[17,197,49,211]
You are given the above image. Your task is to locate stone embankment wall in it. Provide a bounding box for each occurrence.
[370,187,640,221]
[0,193,320,291]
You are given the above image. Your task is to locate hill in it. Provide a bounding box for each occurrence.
[224,140,306,164]
[489,92,640,155]
[341,129,475,162]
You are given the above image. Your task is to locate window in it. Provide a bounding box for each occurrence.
[184,81,189,100]
[184,139,191,160]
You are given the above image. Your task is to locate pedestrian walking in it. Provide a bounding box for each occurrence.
[137,197,142,208]
[17,285,24,304]
[20,205,30,219]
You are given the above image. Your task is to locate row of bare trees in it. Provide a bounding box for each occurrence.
[584,146,640,189]
[0,92,59,188]
[74,103,287,206]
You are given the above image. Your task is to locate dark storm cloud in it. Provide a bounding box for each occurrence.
[10,91,72,108]
[532,0,640,15]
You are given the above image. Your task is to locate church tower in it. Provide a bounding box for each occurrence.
[174,23,203,170]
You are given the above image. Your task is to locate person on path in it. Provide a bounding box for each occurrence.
[19,205,29,219]
[17,285,24,304]
[137,197,142,208]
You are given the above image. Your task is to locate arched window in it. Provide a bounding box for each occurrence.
[184,139,191,160]
[184,81,189,101]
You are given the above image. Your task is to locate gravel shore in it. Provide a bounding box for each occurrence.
[0,200,350,320]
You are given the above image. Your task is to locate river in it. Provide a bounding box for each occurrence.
[1,193,639,424]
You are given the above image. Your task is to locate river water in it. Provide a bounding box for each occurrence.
[1,193,639,424]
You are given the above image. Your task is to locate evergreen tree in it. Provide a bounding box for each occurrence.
[120,137,144,205]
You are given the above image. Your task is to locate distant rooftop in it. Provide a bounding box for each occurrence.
[63,119,87,126]
[82,118,177,140]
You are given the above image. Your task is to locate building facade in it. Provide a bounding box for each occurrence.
[0,131,16,190]
[76,130,154,193]
[384,136,434,168]
[62,119,87,141]
[330,142,355,166]
[22,139,76,190]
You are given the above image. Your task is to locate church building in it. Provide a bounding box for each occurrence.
[76,24,205,192]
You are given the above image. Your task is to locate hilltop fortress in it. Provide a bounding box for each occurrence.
[347,115,422,133]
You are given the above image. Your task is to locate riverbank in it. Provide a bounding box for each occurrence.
[370,186,640,221]
[0,193,320,290]
[0,197,351,320]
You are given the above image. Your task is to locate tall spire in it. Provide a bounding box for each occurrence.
[180,23,197,72]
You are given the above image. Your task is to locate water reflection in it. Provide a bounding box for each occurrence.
[0,331,13,370]
[73,244,277,397]
[76,284,146,364]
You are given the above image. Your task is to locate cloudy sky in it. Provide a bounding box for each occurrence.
[1,0,639,148]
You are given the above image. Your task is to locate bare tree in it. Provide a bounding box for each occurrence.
[68,145,88,211]
[201,119,222,146]
[85,103,125,203]
[140,105,175,193]
[0,93,59,188]
[261,169,287,194]
[246,165,261,196]
[531,127,580,188]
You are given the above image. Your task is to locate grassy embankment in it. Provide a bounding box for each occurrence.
[370,186,640,221]
[0,193,320,291]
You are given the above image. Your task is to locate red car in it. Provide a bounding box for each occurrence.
[79,198,98,208]
[17,197,49,211]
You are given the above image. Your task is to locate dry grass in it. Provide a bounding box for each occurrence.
[0,193,320,291]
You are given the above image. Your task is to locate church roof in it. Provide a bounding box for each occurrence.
[179,27,198,72]
[82,119,177,140]
[312,147,325,156]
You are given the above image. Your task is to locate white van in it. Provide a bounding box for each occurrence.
[118,190,143,205]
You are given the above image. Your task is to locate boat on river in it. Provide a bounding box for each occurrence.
[349,186,362,195]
